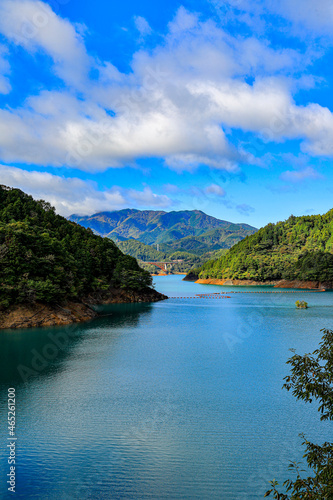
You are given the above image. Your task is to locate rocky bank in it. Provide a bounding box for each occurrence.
[193,278,330,289]
[0,288,168,330]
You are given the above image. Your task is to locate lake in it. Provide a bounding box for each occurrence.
[0,275,332,499]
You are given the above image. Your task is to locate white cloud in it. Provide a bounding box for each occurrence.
[168,6,198,34]
[280,166,324,183]
[210,0,333,36]
[0,45,11,94]
[0,166,172,215]
[163,184,180,193]
[126,186,171,208]
[0,2,332,173]
[272,0,333,34]
[0,0,90,87]
[205,184,226,196]
[134,16,152,37]
[164,153,239,172]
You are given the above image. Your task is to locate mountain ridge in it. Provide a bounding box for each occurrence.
[69,209,257,247]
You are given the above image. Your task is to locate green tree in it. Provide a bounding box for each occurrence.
[265,328,333,499]
[193,209,333,283]
[0,186,154,307]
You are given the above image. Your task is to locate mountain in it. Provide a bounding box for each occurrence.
[0,186,163,325]
[116,226,255,260]
[69,209,257,247]
[165,226,256,255]
[116,239,228,274]
[192,210,333,284]
[116,240,168,261]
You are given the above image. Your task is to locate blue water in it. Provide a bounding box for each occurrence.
[0,275,332,499]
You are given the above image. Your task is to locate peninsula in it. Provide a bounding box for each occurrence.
[0,186,167,330]
[185,210,333,289]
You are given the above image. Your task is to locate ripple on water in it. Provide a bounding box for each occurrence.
[0,276,332,499]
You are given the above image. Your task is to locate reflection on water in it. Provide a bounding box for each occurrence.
[0,303,153,388]
[0,277,332,499]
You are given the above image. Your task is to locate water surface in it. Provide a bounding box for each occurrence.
[0,276,332,499]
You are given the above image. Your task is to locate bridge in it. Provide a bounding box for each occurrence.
[147,261,183,271]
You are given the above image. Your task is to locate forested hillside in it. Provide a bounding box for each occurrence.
[69,209,256,245]
[116,239,228,273]
[116,240,168,261]
[70,209,256,273]
[166,226,254,254]
[197,211,333,282]
[0,186,153,309]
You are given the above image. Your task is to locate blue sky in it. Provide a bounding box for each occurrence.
[0,0,333,227]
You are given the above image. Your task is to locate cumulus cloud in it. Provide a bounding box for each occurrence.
[0,1,332,173]
[0,166,172,215]
[126,186,171,208]
[280,166,324,183]
[0,0,90,87]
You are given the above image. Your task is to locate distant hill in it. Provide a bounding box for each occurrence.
[194,210,333,283]
[166,226,256,255]
[116,239,228,274]
[116,240,168,262]
[69,209,257,248]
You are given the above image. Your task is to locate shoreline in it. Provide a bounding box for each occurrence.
[151,273,187,277]
[0,288,168,330]
[193,278,331,290]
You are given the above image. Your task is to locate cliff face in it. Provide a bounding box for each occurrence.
[195,279,330,289]
[0,302,96,330]
[0,288,167,330]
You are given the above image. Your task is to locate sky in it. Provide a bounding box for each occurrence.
[0,0,333,227]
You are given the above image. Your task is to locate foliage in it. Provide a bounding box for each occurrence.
[117,239,168,261]
[71,209,255,273]
[165,228,256,255]
[196,211,333,282]
[295,300,308,309]
[116,237,229,273]
[265,329,333,499]
[70,209,257,246]
[0,186,152,308]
